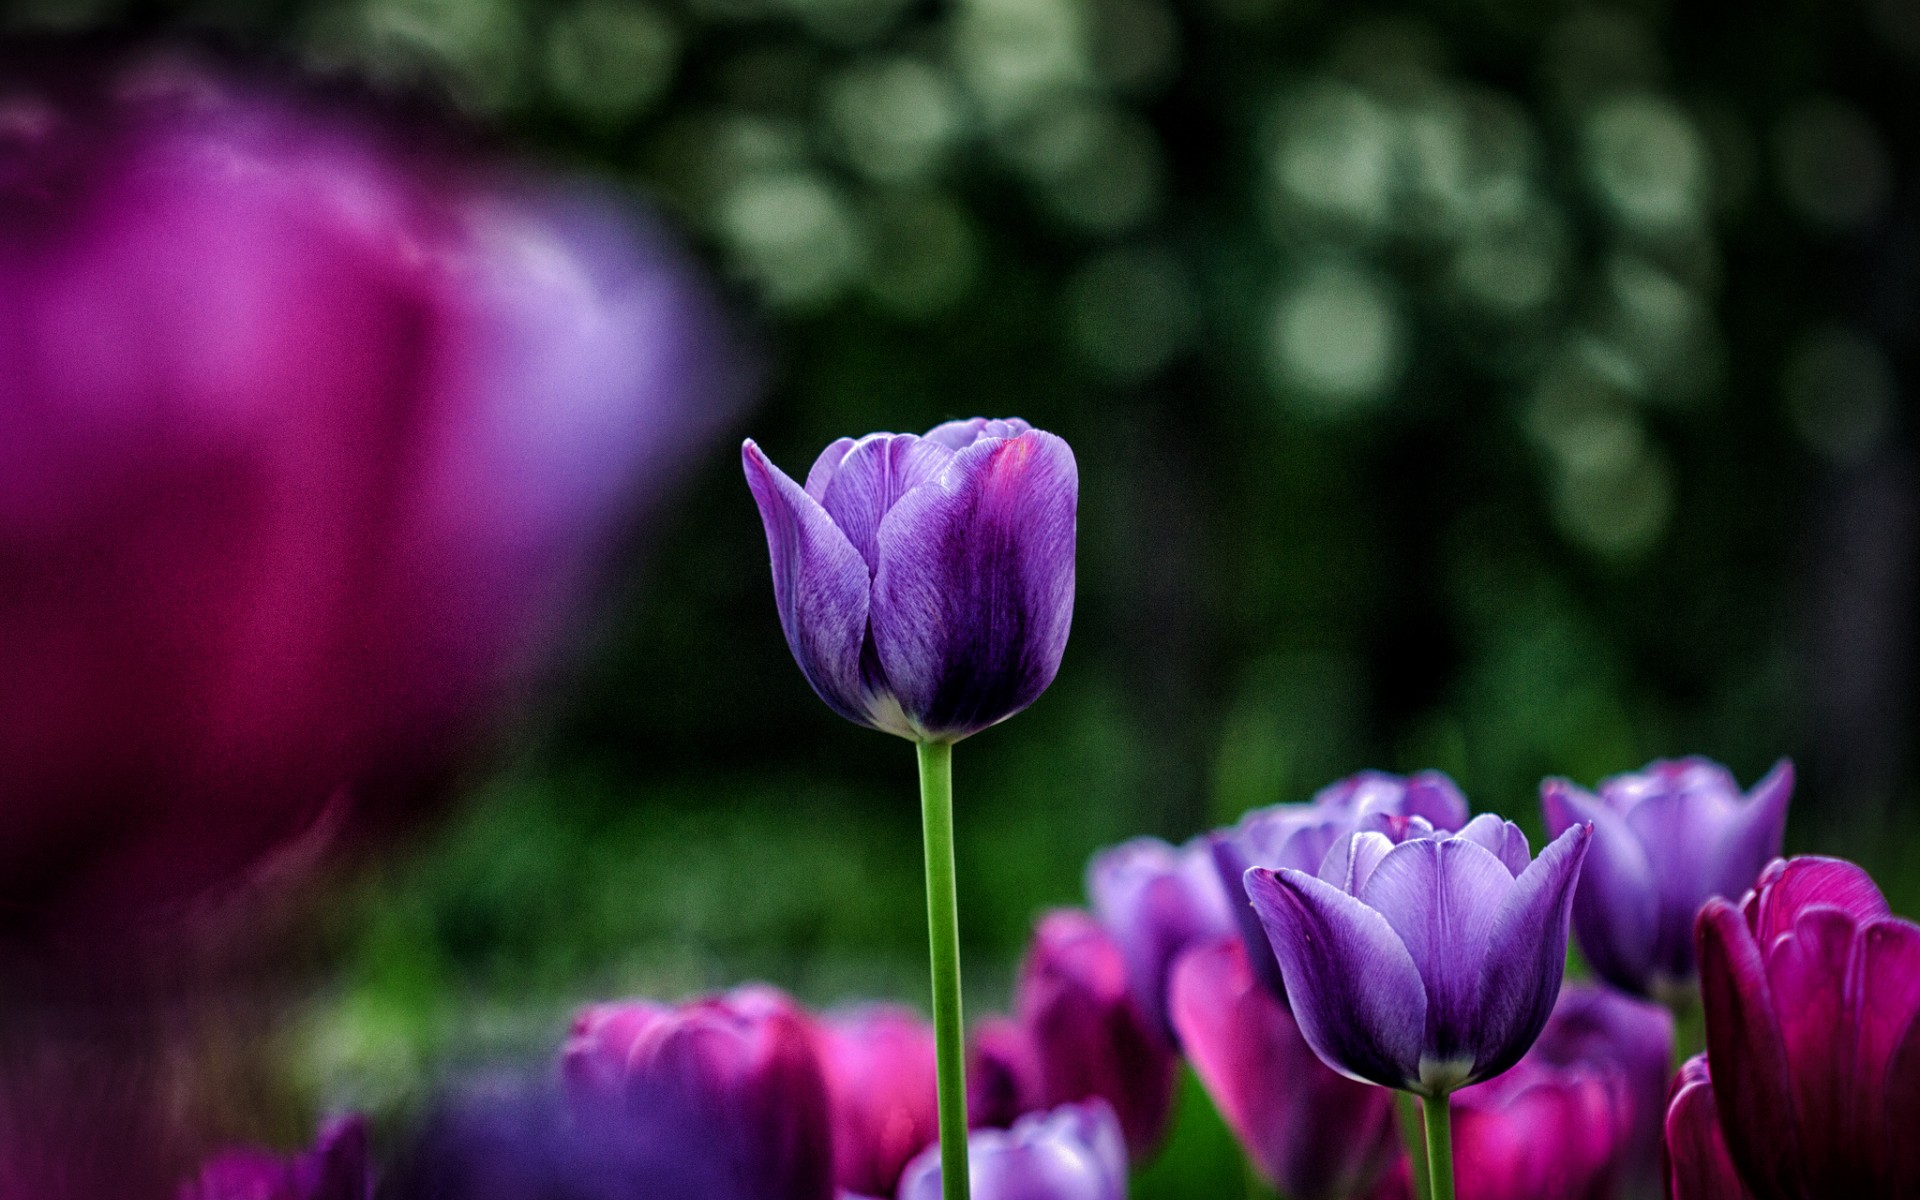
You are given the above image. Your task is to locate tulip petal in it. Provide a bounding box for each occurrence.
[1469,824,1590,1084]
[1358,837,1513,1070]
[870,431,1076,740]
[1744,855,1887,948]
[742,441,876,729]
[1245,867,1426,1090]
[1664,1057,1757,1200]
[818,434,954,571]
[923,416,1033,450]
[1858,918,1920,1194]
[1542,779,1660,995]
[1318,831,1399,895]
[804,436,859,500]
[1455,815,1531,877]
[1708,760,1792,903]
[1884,1010,1920,1200]
[1697,898,1801,1200]
[1765,907,1866,1189]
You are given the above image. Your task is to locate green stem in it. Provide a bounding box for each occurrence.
[1395,1091,1430,1200]
[1422,1094,1455,1200]
[918,740,970,1200]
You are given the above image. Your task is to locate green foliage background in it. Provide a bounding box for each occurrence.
[11,0,1917,1189]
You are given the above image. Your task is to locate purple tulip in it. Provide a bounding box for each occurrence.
[1662,1057,1755,1200]
[1015,909,1177,1158]
[561,985,834,1200]
[1525,985,1673,1200]
[1085,835,1236,1041]
[967,1015,1042,1131]
[1168,937,1400,1200]
[0,52,743,932]
[815,1004,940,1197]
[1246,818,1592,1096]
[741,419,1076,743]
[1210,771,1471,998]
[180,1116,371,1200]
[897,1102,1127,1200]
[1448,1057,1626,1200]
[1691,856,1920,1198]
[1541,759,1792,1001]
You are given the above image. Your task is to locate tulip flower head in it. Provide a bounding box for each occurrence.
[180,1115,372,1200]
[897,1101,1127,1200]
[967,1015,1043,1131]
[1210,770,1471,998]
[742,419,1077,743]
[1525,985,1673,1200]
[1016,909,1177,1158]
[1246,817,1592,1097]
[1542,758,1792,1002]
[816,1005,940,1198]
[1169,938,1401,1200]
[561,986,834,1200]
[1688,856,1920,1199]
[1085,835,1236,1041]
[1447,1057,1626,1200]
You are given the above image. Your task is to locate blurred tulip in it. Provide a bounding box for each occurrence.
[967,1016,1042,1131]
[179,1116,371,1200]
[897,1102,1127,1200]
[1246,819,1591,1096]
[1662,1057,1754,1200]
[816,1004,939,1197]
[1015,909,1177,1160]
[1692,856,1920,1198]
[1210,770,1470,998]
[0,51,746,933]
[741,419,1077,743]
[1542,759,1792,1001]
[1085,835,1235,1041]
[1168,938,1400,1200]
[1526,985,1673,1200]
[1448,1058,1625,1200]
[561,985,834,1200]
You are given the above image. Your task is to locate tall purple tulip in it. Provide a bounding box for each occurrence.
[816,1005,940,1198]
[561,985,834,1200]
[897,1102,1127,1200]
[1246,815,1591,1107]
[1086,835,1236,1041]
[0,52,743,933]
[741,419,1076,744]
[1542,759,1792,1002]
[1210,771,1471,998]
[1684,856,1920,1199]
[1169,938,1401,1200]
[179,1116,372,1200]
[1016,909,1177,1159]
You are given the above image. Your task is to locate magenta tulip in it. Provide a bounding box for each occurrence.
[1449,1058,1625,1200]
[1663,1057,1755,1200]
[180,1116,371,1200]
[816,1004,939,1197]
[968,1015,1042,1131]
[1169,938,1400,1200]
[0,52,742,932]
[1525,985,1673,1200]
[1015,909,1176,1158]
[1690,855,1920,1199]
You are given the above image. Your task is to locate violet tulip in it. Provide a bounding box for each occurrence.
[1210,771,1471,998]
[1168,938,1401,1200]
[1687,855,1920,1198]
[1085,835,1236,1040]
[180,1116,371,1200]
[0,52,742,931]
[897,1102,1127,1200]
[968,1016,1043,1131]
[1016,909,1177,1159]
[741,419,1076,744]
[561,985,834,1200]
[817,1005,940,1197]
[1541,759,1792,1002]
[1662,1057,1754,1200]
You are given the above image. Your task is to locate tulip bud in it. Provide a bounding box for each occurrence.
[741,420,1077,744]
[1085,835,1235,1041]
[1246,817,1592,1097]
[1541,758,1791,1001]
[897,1102,1127,1200]
[561,986,834,1200]
[1015,909,1176,1158]
[816,1004,939,1197]
[1169,938,1400,1200]
[180,1116,372,1200]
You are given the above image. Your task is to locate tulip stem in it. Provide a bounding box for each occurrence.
[918,739,970,1200]
[1421,1095,1454,1200]
[1395,1091,1431,1200]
